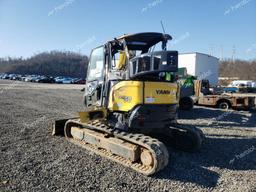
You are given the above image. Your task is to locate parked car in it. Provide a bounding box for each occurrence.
[55,76,65,83]
[2,74,10,79]
[34,76,44,82]
[21,75,28,81]
[223,87,239,93]
[38,76,55,83]
[73,78,86,84]
[31,75,42,82]
[62,77,74,84]
[24,75,37,82]
[71,78,79,83]
[54,76,74,84]
[24,76,33,82]
[12,74,23,81]
[8,74,16,80]
[9,74,15,80]
[0,73,4,79]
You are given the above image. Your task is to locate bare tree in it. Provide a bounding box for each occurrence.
[0,51,89,78]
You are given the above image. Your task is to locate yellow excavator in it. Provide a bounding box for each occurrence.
[52,32,204,175]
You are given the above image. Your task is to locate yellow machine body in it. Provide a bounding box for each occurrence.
[108,81,178,112]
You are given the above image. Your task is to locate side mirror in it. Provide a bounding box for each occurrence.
[116,51,126,70]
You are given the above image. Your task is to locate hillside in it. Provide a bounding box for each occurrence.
[0,52,255,80]
[0,51,89,78]
[219,59,256,80]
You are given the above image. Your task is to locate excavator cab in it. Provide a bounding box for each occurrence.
[83,33,180,132]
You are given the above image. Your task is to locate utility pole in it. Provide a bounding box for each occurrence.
[220,45,223,61]
[232,45,236,63]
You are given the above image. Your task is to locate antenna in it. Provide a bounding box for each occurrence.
[160,20,166,34]
[160,20,168,50]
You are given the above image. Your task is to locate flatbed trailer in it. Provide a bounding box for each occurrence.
[194,80,255,110]
[196,94,255,110]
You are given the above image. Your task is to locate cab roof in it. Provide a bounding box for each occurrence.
[114,32,172,51]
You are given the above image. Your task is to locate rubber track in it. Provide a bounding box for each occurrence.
[64,119,169,175]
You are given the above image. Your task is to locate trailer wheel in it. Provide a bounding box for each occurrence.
[218,101,230,110]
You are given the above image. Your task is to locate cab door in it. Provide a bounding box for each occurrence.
[84,46,105,107]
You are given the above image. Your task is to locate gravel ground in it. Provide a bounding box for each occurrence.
[0,80,255,192]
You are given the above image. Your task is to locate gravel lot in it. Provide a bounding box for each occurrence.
[0,80,255,192]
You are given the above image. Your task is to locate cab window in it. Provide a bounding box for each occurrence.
[87,46,104,81]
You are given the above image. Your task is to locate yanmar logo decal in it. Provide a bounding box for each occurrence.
[156,90,171,95]
[118,96,132,103]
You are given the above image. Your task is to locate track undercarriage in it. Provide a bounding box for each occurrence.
[52,118,204,175]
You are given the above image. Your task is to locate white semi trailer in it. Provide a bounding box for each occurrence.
[178,53,219,85]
